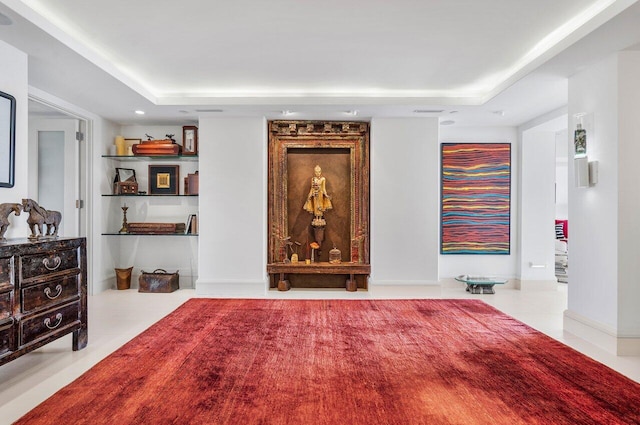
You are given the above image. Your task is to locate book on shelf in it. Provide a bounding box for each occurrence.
[185,214,198,234]
[127,222,186,234]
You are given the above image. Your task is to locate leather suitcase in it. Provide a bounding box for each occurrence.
[138,269,179,293]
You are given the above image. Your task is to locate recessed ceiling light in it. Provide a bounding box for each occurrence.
[282,110,292,116]
[440,120,455,126]
[0,13,13,26]
[134,110,145,115]
[492,110,505,116]
[345,110,358,116]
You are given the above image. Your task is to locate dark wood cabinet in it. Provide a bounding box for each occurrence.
[0,237,87,366]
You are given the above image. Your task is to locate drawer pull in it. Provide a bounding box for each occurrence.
[44,313,63,330]
[44,284,63,300]
[43,256,62,271]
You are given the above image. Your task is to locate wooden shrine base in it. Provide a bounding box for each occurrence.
[267,262,370,291]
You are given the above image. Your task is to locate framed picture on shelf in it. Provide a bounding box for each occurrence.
[115,167,136,182]
[149,165,180,195]
[182,125,198,155]
[125,138,141,155]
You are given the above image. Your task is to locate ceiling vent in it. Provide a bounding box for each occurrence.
[413,109,445,114]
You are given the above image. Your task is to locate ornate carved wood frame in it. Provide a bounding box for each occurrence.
[268,121,370,264]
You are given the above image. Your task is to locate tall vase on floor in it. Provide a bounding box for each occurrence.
[115,267,133,290]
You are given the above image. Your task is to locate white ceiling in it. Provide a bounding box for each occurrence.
[1,0,640,126]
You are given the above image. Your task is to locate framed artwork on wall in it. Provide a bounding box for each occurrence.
[441,142,511,255]
[149,165,180,195]
[0,91,16,188]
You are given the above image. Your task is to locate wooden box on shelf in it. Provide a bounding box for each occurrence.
[132,139,180,156]
[184,171,199,195]
[113,167,137,194]
[114,181,138,195]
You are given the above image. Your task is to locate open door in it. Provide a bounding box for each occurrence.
[28,100,85,238]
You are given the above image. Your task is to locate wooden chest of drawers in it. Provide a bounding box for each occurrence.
[0,237,87,366]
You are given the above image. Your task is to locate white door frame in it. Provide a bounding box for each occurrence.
[28,95,92,286]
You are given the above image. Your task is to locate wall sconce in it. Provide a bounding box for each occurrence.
[573,112,597,188]
[575,157,598,187]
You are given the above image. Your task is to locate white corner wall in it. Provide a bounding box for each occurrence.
[565,51,640,355]
[567,54,619,331]
[616,51,640,339]
[438,126,519,281]
[196,117,268,296]
[370,118,439,285]
[0,41,29,237]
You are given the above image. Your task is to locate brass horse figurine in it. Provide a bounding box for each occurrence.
[21,199,62,239]
[0,203,22,240]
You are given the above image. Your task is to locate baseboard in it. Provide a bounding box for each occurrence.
[195,279,268,297]
[370,279,440,286]
[564,309,640,356]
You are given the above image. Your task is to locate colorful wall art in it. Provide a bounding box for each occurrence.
[441,143,511,254]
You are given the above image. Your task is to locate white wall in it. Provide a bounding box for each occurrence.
[196,117,443,294]
[567,54,619,331]
[519,130,556,283]
[555,129,569,220]
[91,109,120,293]
[370,118,439,284]
[0,41,29,238]
[438,126,519,281]
[196,117,267,296]
[617,51,640,338]
[565,51,640,354]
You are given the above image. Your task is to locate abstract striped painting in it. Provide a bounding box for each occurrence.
[441,143,511,254]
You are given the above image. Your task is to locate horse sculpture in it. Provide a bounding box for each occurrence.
[0,203,22,240]
[21,199,62,239]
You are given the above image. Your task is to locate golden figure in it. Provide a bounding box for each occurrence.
[303,165,332,226]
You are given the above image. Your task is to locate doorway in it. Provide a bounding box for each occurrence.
[28,99,87,238]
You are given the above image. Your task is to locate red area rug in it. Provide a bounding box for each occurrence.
[15,299,640,424]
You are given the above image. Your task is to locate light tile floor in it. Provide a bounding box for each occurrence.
[1,284,639,424]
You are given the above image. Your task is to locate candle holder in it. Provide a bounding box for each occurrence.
[119,204,129,233]
[310,242,320,263]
